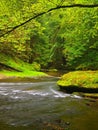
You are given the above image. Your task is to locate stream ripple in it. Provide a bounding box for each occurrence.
[0,77,98,130]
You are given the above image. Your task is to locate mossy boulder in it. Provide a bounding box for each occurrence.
[57,71,98,95]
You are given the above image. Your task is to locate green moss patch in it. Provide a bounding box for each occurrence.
[57,71,98,94]
[0,53,47,78]
[0,53,41,72]
[0,70,47,77]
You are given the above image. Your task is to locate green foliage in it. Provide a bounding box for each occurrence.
[32,62,41,71]
[60,7,98,69]
[0,0,98,70]
[57,71,98,88]
[0,0,46,61]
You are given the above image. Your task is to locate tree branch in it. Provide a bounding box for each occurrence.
[0,4,98,37]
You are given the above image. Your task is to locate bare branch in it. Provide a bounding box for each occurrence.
[0,4,98,37]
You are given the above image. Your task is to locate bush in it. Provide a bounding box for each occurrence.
[32,62,41,71]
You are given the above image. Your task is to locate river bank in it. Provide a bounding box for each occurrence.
[0,70,61,83]
[0,74,6,79]
[0,70,48,80]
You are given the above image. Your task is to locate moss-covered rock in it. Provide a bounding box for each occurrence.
[57,71,98,94]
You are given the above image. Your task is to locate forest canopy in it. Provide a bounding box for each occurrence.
[0,0,98,70]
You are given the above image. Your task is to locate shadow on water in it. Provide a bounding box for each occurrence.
[0,74,98,130]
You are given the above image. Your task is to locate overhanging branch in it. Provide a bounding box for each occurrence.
[0,4,98,37]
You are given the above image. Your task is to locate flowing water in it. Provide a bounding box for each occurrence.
[0,76,98,130]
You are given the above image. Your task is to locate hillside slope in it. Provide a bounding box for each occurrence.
[0,53,47,77]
